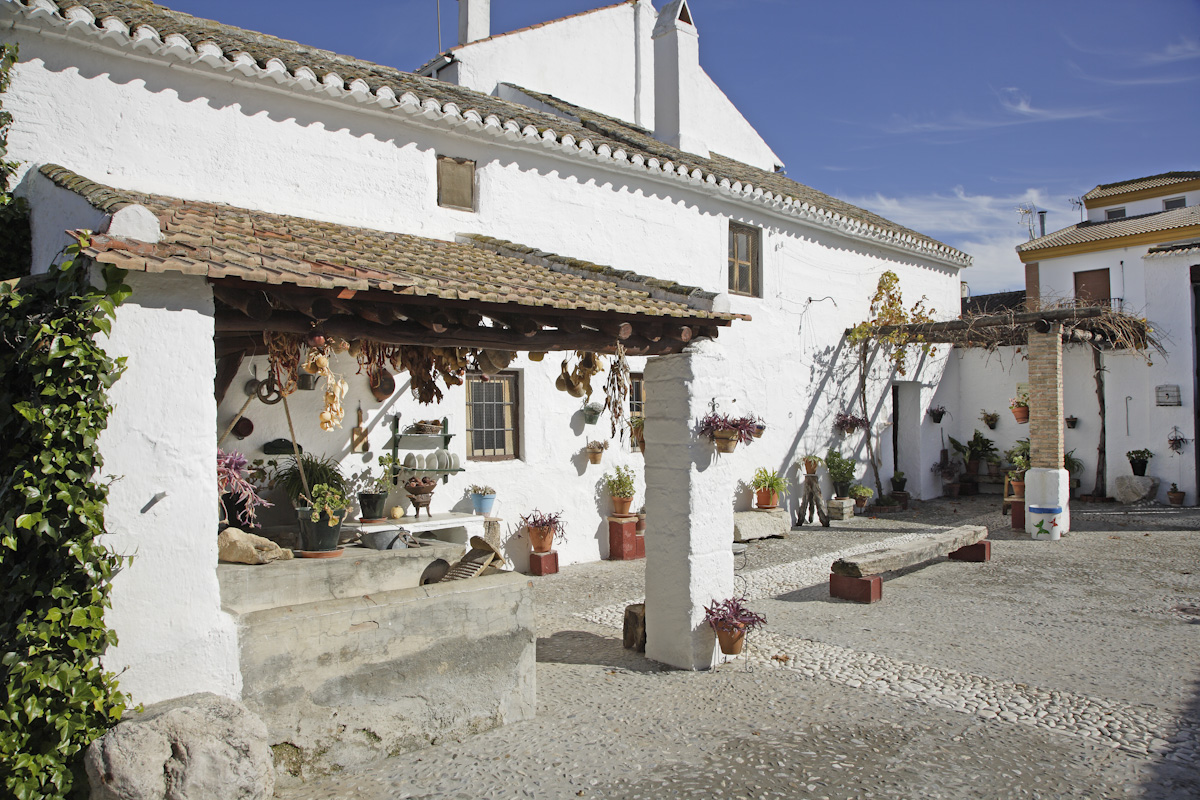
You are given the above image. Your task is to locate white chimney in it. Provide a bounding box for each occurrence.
[458,0,490,46]
[652,0,709,158]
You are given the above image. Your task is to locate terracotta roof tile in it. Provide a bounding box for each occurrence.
[1082,172,1200,202]
[42,164,741,323]
[1017,205,1200,253]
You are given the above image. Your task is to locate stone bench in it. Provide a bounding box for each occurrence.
[829,525,991,603]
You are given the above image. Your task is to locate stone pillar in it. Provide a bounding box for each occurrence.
[1025,323,1070,537]
[643,339,735,669]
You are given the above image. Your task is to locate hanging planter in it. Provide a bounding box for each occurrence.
[979,410,1000,430]
[586,440,608,464]
[697,411,757,454]
[928,406,947,423]
[1010,392,1030,424]
[582,402,604,425]
[833,411,869,435]
[1065,416,1078,429]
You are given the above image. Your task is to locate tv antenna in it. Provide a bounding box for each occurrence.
[1068,197,1084,222]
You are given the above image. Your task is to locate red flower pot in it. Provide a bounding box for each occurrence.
[528,525,555,554]
[755,489,779,508]
[715,624,745,655]
[1012,406,1029,424]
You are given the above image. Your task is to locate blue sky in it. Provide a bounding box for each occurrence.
[165,0,1200,294]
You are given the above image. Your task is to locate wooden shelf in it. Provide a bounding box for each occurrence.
[390,415,461,485]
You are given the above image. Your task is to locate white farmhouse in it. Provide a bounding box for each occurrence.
[1,0,974,782]
[942,172,1199,510]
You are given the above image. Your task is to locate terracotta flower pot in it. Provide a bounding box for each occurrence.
[755,489,778,509]
[1010,480,1025,498]
[713,430,739,453]
[636,512,646,534]
[1012,406,1029,424]
[853,496,868,509]
[1168,491,1184,506]
[715,624,745,655]
[587,450,603,464]
[803,458,820,475]
[612,496,633,516]
[944,483,961,498]
[528,525,556,554]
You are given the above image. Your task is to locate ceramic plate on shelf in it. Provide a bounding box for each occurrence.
[450,453,460,470]
[403,453,416,469]
[416,454,427,470]
[439,449,451,470]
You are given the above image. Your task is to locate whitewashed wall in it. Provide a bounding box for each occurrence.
[99,272,241,705]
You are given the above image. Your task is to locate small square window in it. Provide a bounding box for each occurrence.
[628,372,645,445]
[728,222,761,297]
[466,372,519,460]
[1164,196,1186,211]
[437,156,475,211]
[1105,208,1126,220]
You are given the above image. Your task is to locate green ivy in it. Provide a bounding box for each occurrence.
[0,236,133,799]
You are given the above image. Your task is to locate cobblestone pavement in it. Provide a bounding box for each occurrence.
[278,497,1200,799]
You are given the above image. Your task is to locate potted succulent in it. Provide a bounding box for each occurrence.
[750,467,787,508]
[979,409,1000,430]
[629,416,646,453]
[1010,392,1030,424]
[928,405,948,423]
[1168,483,1185,506]
[798,453,824,476]
[297,483,351,552]
[703,596,767,656]
[216,449,273,529]
[520,509,564,554]
[848,483,874,509]
[586,439,609,464]
[890,470,907,492]
[833,411,869,435]
[467,484,497,515]
[603,465,637,515]
[696,412,757,453]
[1007,454,1030,497]
[582,401,604,425]
[1126,448,1153,477]
[354,456,395,521]
[824,449,856,497]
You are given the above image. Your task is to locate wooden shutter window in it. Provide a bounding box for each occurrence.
[728,223,761,298]
[1073,268,1111,307]
[437,156,475,211]
[466,372,519,461]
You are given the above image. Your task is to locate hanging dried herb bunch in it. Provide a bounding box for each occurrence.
[604,342,630,438]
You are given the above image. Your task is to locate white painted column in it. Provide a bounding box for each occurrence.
[643,338,735,670]
[98,272,241,703]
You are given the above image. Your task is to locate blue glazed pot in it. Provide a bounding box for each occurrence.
[471,493,496,515]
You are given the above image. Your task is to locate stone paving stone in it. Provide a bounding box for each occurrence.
[275,497,1200,799]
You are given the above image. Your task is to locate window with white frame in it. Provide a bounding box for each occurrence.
[1164,196,1186,211]
[1105,207,1126,220]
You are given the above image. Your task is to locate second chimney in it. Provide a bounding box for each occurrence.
[458,0,490,46]
[653,0,709,158]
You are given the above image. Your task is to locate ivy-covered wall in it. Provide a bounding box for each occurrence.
[0,239,132,799]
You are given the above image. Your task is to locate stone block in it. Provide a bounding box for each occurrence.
[948,540,992,562]
[609,517,642,560]
[831,525,987,577]
[623,603,647,652]
[85,692,274,800]
[633,534,645,559]
[530,550,559,575]
[233,573,535,787]
[733,508,790,541]
[828,498,855,520]
[830,573,882,604]
[1113,475,1159,505]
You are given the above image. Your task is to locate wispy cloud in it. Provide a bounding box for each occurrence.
[1063,34,1200,66]
[882,88,1110,134]
[1066,59,1200,86]
[843,187,1080,294]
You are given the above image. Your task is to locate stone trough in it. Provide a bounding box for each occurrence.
[830,525,991,603]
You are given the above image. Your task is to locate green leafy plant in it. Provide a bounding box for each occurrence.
[1,232,134,799]
[603,465,637,499]
[1010,392,1030,409]
[824,449,856,486]
[751,467,788,496]
[1064,450,1084,474]
[274,453,348,506]
[849,484,874,500]
[979,409,1000,427]
[300,483,351,523]
[466,484,496,496]
[1125,449,1154,462]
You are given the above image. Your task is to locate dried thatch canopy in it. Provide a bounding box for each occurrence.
[861,302,1164,357]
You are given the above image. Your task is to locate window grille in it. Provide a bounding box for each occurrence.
[466,372,519,460]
